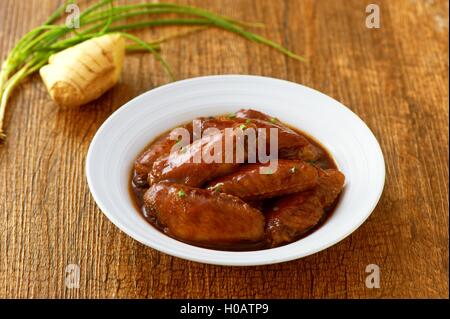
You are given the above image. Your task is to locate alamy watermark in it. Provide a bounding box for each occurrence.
[65,263,80,289]
[366,4,381,29]
[65,4,80,29]
[365,264,380,288]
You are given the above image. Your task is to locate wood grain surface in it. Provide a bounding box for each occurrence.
[0,0,448,299]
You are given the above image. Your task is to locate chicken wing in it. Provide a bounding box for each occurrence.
[206,159,319,201]
[144,182,265,248]
[235,109,276,123]
[149,124,255,187]
[235,109,321,161]
[315,168,346,207]
[266,169,345,247]
[134,123,193,187]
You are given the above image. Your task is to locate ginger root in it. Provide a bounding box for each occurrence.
[40,34,125,108]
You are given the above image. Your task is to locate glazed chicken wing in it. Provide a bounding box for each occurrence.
[198,116,246,131]
[134,123,193,187]
[149,123,258,187]
[134,134,177,187]
[235,109,322,161]
[235,109,296,130]
[206,159,319,201]
[144,182,265,248]
[266,193,324,247]
[139,113,319,188]
[200,114,308,151]
[266,169,345,247]
[235,109,274,122]
[315,169,346,207]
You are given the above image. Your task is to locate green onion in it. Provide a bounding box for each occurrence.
[0,0,305,141]
[212,183,224,193]
[178,190,186,198]
[120,32,175,80]
[239,124,247,130]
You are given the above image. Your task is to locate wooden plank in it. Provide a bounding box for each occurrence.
[0,0,448,298]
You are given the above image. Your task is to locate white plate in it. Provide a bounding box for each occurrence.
[86,75,385,266]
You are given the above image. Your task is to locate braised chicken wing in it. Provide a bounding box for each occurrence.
[315,169,346,207]
[206,159,319,201]
[266,169,345,247]
[144,182,265,248]
[235,109,321,161]
[149,124,253,187]
[235,109,274,122]
[134,123,193,186]
[134,133,177,187]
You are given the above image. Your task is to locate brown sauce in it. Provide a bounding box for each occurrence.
[130,115,341,251]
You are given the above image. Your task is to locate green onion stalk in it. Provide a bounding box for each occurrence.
[0,0,305,141]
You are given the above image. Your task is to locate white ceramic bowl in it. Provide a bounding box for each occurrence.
[86,75,385,266]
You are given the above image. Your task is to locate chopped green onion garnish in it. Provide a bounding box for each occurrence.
[212,183,224,193]
[239,124,247,130]
[270,118,277,123]
[178,190,186,197]
[227,113,236,118]
[245,119,251,124]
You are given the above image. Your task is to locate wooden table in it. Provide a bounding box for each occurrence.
[0,0,448,299]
